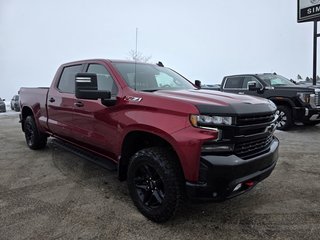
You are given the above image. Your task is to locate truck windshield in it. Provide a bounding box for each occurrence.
[258,74,296,87]
[112,62,195,91]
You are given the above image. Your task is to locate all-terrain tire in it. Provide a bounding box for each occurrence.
[24,115,47,149]
[127,147,185,223]
[276,105,293,130]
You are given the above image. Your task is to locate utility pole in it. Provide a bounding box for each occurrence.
[313,20,320,85]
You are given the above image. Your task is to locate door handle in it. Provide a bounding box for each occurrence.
[49,97,55,103]
[74,101,84,107]
[238,92,244,95]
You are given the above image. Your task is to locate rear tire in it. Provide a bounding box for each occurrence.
[276,105,293,130]
[127,147,184,222]
[24,116,47,149]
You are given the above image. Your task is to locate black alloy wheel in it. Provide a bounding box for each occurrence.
[127,147,184,222]
[24,116,47,149]
[25,118,35,147]
[134,164,165,208]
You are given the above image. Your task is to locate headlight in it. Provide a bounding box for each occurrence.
[190,114,233,128]
[297,92,313,104]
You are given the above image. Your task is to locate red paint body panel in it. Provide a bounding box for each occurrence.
[19,59,276,182]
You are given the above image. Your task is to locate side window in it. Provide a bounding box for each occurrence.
[224,77,244,89]
[86,64,118,96]
[58,65,83,93]
[242,76,262,89]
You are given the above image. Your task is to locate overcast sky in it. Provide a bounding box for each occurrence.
[0,0,318,100]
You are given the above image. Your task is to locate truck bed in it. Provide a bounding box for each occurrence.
[19,87,49,133]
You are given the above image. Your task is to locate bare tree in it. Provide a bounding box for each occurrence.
[127,50,152,63]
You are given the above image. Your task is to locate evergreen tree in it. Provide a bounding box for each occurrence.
[297,74,302,80]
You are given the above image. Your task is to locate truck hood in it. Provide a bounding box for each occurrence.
[273,85,315,93]
[153,89,277,115]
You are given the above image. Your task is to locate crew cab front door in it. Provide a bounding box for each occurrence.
[223,76,263,97]
[240,76,264,97]
[72,63,120,160]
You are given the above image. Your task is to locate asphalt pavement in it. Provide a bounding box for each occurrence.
[0,112,319,240]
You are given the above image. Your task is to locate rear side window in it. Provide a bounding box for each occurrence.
[58,65,83,93]
[224,77,244,89]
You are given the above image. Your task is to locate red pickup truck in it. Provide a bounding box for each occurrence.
[20,59,279,222]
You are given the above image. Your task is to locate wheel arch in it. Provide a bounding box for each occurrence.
[21,106,34,132]
[268,97,295,108]
[268,97,295,117]
[118,130,184,181]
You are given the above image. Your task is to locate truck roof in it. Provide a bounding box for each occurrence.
[224,73,277,78]
[60,59,157,66]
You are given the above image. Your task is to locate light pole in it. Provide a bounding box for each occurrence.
[313,20,319,85]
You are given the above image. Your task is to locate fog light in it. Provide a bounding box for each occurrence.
[233,183,242,192]
[201,144,234,153]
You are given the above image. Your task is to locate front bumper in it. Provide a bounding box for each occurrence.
[294,107,320,123]
[186,137,279,201]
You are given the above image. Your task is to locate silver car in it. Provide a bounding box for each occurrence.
[10,95,20,111]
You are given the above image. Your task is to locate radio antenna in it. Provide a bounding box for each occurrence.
[134,27,138,91]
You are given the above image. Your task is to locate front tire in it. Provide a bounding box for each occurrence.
[24,116,47,149]
[276,105,293,130]
[127,147,184,222]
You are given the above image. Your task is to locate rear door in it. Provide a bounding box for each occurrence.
[47,64,84,140]
[72,62,120,160]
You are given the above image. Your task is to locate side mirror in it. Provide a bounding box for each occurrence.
[195,80,201,88]
[75,73,111,100]
[248,81,259,91]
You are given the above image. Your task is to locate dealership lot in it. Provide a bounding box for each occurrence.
[0,113,319,240]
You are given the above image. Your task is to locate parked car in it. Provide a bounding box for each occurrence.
[10,94,20,111]
[219,73,320,130]
[0,97,6,112]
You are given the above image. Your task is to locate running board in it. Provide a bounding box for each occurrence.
[50,138,117,171]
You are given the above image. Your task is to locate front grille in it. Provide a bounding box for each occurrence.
[237,113,275,126]
[234,135,273,159]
